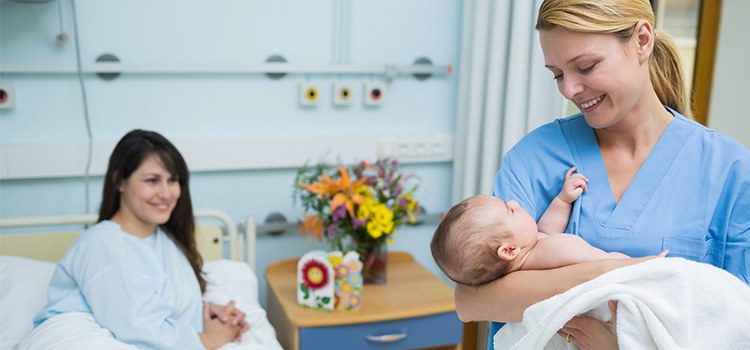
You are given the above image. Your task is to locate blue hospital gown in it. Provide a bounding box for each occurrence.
[489,109,750,348]
[33,221,205,349]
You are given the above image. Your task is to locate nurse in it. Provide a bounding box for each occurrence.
[24,130,248,349]
[454,0,750,349]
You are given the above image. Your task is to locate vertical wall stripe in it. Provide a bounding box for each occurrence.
[452,0,563,203]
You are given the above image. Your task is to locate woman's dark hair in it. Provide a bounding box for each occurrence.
[99,129,205,292]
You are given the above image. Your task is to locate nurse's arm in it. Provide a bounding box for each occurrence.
[454,256,659,323]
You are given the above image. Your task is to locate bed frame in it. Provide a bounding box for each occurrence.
[0,209,257,271]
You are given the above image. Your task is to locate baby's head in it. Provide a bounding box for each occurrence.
[430,194,538,286]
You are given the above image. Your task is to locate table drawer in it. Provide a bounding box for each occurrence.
[299,312,462,349]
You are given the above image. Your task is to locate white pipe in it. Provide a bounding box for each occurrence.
[0,214,97,228]
[342,0,352,64]
[243,214,257,272]
[501,1,533,155]
[0,63,452,75]
[462,0,491,199]
[1,209,239,261]
[331,0,341,65]
[479,0,512,194]
[451,0,475,203]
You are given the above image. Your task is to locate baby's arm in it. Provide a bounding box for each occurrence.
[537,167,588,234]
[523,234,628,270]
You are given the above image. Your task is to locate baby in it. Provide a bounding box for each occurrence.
[431,167,628,286]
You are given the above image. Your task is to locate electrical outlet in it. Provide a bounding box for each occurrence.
[364,81,385,107]
[299,82,320,107]
[377,134,451,159]
[0,83,14,109]
[332,82,354,106]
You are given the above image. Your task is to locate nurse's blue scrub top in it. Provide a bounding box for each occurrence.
[489,109,750,348]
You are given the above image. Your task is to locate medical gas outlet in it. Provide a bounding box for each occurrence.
[299,82,320,107]
[333,82,354,106]
[0,83,14,109]
[364,82,385,107]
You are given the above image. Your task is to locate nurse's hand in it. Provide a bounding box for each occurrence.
[559,300,619,350]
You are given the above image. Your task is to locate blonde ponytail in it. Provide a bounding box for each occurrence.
[650,31,690,117]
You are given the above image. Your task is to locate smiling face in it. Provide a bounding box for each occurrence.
[540,27,652,130]
[115,154,181,237]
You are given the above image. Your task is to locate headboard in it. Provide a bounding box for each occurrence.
[0,209,257,271]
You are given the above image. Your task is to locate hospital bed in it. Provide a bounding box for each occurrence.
[0,209,282,349]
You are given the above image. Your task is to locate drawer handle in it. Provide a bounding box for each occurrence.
[365,331,408,343]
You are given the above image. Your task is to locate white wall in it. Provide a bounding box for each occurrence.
[707,0,750,148]
[0,0,462,307]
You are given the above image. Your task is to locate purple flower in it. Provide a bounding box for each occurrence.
[365,176,377,186]
[332,205,347,222]
[326,224,340,238]
[352,217,366,229]
[399,197,408,210]
[393,184,403,197]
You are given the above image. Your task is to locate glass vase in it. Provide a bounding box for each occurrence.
[360,242,387,284]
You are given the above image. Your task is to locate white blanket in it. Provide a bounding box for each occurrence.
[13,260,281,350]
[494,258,750,350]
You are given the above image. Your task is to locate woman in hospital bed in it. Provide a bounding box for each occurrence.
[454,0,750,349]
[20,129,247,349]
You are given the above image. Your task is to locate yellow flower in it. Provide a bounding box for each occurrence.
[340,281,354,294]
[328,255,343,267]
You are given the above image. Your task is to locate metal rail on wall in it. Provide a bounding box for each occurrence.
[243,212,442,237]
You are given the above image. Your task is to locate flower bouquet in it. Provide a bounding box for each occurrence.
[293,158,420,284]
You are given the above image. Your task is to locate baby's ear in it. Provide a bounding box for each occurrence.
[496,243,518,261]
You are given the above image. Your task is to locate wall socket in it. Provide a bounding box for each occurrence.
[363,81,385,107]
[299,82,320,107]
[332,82,354,106]
[0,82,14,109]
[377,134,451,159]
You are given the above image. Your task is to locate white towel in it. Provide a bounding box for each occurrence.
[494,258,750,350]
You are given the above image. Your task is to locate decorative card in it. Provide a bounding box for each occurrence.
[297,251,335,311]
[329,251,364,311]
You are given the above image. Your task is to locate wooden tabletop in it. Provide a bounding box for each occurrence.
[264,251,456,328]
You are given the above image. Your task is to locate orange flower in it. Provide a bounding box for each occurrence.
[300,214,323,241]
[301,172,338,198]
[302,167,365,218]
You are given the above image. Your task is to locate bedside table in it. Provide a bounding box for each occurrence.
[265,251,464,349]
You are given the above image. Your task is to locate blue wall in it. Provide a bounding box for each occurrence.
[0,0,462,306]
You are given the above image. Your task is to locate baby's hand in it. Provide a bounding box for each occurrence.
[558,167,588,204]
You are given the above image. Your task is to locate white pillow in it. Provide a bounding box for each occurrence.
[0,256,56,349]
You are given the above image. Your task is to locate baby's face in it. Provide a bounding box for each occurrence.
[481,196,538,246]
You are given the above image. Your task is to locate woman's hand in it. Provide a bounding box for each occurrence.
[200,303,243,349]
[208,301,250,341]
[560,300,619,350]
[556,251,668,349]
